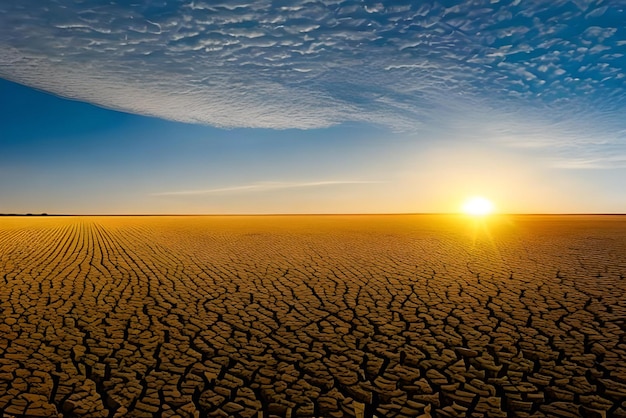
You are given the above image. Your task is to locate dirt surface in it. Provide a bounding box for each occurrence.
[0,215,625,417]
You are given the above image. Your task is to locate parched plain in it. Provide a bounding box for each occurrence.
[0,215,625,417]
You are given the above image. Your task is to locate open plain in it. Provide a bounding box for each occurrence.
[0,215,625,417]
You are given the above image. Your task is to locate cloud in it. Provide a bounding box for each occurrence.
[153,180,385,196]
[549,155,626,170]
[0,0,624,162]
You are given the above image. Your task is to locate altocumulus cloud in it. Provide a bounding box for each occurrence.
[0,0,625,164]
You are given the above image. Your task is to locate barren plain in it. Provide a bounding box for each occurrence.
[0,215,625,417]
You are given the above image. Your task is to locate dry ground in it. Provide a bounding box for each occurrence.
[0,215,625,417]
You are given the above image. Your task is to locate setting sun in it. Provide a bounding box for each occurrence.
[461,196,495,216]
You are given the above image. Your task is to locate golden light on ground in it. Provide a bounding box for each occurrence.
[461,196,495,216]
[1,215,625,416]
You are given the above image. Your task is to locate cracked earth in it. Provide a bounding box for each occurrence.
[0,215,625,417]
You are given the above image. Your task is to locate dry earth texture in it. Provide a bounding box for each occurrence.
[0,215,625,418]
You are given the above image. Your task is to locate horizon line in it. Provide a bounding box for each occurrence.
[1,213,625,217]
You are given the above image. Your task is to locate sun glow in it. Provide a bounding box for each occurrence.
[461,196,494,216]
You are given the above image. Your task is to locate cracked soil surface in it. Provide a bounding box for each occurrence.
[1,215,625,417]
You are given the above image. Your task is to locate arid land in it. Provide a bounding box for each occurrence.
[0,215,625,417]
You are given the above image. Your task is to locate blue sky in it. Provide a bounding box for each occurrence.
[0,0,625,214]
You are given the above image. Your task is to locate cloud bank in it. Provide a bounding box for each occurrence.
[0,0,625,164]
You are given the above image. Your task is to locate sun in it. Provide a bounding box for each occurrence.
[461,196,494,216]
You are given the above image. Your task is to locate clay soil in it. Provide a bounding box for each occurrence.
[0,215,625,417]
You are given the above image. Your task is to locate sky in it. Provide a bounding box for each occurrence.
[0,0,625,214]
